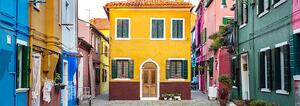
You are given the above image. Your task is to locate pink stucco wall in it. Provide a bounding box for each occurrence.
[292,0,300,32]
[79,47,91,88]
[78,19,92,45]
[213,48,231,87]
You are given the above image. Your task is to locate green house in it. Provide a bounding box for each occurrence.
[232,0,295,105]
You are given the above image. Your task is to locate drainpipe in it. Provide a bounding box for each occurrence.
[250,1,256,99]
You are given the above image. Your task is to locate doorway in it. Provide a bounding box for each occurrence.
[63,60,68,106]
[140,59,159,100]
[240,53,250,100]
[31,53,42,106]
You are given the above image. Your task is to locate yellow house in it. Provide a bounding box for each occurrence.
[105,0,192,100]
[28,0,62,105]
[90,18,110,95]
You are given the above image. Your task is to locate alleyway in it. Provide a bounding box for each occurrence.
[80,91,219,106]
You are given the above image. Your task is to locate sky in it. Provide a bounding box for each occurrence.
[78,0,199,22]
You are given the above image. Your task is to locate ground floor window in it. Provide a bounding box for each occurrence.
[16,44,30,89]
[102,69,107,82]
[274,43,291,94]
[111,59,134,79]
[259,47,272,92]
[166,59,188,79]
[95,68,100,84]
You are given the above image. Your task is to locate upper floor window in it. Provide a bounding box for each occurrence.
[272,0,287,8]
[33,0,40,10]
[257,0,270,17]
[171,18,184,40]
[111,59,134,79]
[151,18,165,40]
[103,45,108,57]
[238,1,248,27]
[202,28,207,44]
[116,18,130,40]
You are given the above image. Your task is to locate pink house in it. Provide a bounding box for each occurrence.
[293,0,300,33]
[198,0,234,98]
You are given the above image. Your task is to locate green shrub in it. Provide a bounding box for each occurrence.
[249,99,277,106]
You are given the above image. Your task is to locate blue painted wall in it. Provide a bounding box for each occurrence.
[61,50,78,106]
[0,0,29,105]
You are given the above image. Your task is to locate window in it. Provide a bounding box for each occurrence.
[16,44,30,90]
[33,0,40,10]
[259,48,272,92]
[274,43,291,94]
[102,69,107,82]
[202,28,207,44]
[166,59,188,79]
[238,0,248,26]
[95,36,100,53]
[95,68,100,84]
[257,0,270,17]
[65,0,70,24]
[272,0,287,8]
[111,59,134,79]
[171,19,184,40]
[116,18,130,39]
[103,46,108,57]
[151,18,165,40]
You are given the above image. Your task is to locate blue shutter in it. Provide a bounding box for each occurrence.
[152,20,157,38]
[158,20,164,38]
[178,20,183,39]
[123,20,129,38]
[172,20,178,38]
[117,20,123,38]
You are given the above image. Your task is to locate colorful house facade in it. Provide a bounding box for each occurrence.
[28,0,62,106]
[0,0,30,105]
[234,0,295,105]
[61,0,78,105]
[292,0,300,105]
[105,0,192,100]
[90,18,110,95]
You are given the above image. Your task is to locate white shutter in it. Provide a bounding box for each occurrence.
[264,0,269,11]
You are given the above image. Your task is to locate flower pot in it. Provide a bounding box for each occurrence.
[234,100,245,106]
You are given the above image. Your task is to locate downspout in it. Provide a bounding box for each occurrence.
[75,0,79,104]
[250,1,256,99]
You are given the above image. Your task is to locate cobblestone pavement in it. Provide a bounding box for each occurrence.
[79,91,219,106]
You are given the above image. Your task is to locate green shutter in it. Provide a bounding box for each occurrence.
[209,57,213,77]
[259,52,266,88]
[244,4,248,24]
[152,20,157,38]
[128,60,134,79]
[166,60,171,79]
[223,17,228,25]
[283,45,291,92]
[181,60,188,79]
[172,20,178,38]
[202,28,207,43]
[122,20,129,38]
[274,48,281,90]
[16,45,21,88]
[112,60,117,79]
[117,20,123,38]
[266,50,272,90]
[158,20,164,38]
[231,58,236,86]
[21,46,30,88]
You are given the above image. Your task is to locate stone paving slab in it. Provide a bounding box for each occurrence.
[79,91,219,106]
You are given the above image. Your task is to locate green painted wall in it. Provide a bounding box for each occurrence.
[235,0,295,105]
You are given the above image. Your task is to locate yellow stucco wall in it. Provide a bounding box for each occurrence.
[29,0,62,85]
[100,30,110,37]
[99,36,110,94]
[109,9,191,82]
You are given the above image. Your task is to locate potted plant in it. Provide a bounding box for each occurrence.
[54,73,66,91]
[234,99,246,106]
[218,75,232,106]
[174,93,182,100]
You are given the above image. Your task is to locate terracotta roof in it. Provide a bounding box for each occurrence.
[105,0,192,8]
[90,18,110,30]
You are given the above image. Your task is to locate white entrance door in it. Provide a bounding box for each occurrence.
[240,53,250,100]
[32,53,42,106]
[63,60,68,106]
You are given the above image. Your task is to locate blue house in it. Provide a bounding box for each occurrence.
[0,0,30,106]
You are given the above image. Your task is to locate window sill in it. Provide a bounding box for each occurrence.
[150,38,165,40]
[33,6,40,12]
[239,24,247,29]
[258,10,269,18]
[112,78,131,81]
[115,38,130,40]
[275,90,289,95]
[232,86,237,89]
[261,88,271,93]
[16,88,29,93]
[273,0,287,8]
[167,79,186,81]
[171,38,185,40]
